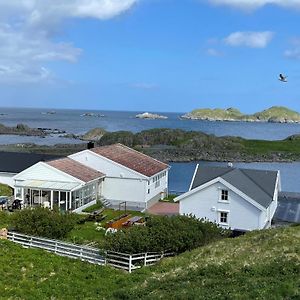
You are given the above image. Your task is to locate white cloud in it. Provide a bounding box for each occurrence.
[284,49,300,59]
[284,37,300,59]
[224,31,274,48]
[205,48,223,56]
[0,1,137,83]
[207,0,300,11]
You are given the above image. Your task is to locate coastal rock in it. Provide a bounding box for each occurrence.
[81,112,105,117]
[182,106,300,124]
[81,128,106,141]
[135,112,168,120]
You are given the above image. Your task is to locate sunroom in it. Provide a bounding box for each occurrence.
[13,158,105,212]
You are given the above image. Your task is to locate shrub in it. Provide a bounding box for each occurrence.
[105,215,229,254]
[11,207,79,239]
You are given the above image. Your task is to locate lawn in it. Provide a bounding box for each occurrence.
[66,208,145,247]
[0,224,299,299]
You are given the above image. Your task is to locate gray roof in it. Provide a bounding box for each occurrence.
[191,166,279,208]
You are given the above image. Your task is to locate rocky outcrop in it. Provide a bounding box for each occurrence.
[135,112,168,119]
[182,106,300,124]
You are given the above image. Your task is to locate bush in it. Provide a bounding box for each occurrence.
[105,215,229,254]
[11,207,79,239]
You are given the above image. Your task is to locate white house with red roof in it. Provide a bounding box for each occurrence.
[12,144,169,211]
[69,143,169,210]
[13,158,105,212]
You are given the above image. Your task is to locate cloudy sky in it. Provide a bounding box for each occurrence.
[0,0,299,113]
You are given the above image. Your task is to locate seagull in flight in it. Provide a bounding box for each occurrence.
[279,74,288,82]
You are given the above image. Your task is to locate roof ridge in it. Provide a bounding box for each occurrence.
[239,169,274,198]
[116,143,169,168]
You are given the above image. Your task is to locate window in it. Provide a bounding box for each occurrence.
[221,189,228,201]
[147,189,150,194]
[219,212,228,224]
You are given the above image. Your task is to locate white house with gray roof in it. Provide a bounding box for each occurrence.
[175,165,281,231]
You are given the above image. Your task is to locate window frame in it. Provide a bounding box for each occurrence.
[219,189,229,202]
[218,211,229,226]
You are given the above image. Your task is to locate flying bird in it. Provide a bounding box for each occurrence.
[279,74,288,82]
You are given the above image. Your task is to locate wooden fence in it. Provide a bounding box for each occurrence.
[6,231,173,273]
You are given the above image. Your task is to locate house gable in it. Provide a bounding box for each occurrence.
[179,180,263,231]
[175,177,267,212]
[13,162,83,184]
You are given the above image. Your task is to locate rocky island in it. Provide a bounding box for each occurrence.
[135,112,168,119]
[182,106,300,123]
[2,127,300,163]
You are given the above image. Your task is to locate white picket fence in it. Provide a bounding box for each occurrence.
[7,231,106,265]
[106,250,174,273]
[6,231,173,273]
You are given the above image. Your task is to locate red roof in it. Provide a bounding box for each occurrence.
[91,144,169,177]
[46,158,105,183]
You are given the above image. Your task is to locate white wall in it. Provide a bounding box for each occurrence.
[69,151,144,179]
[0,172,16,188]
[102,177,146,205]
[70,150,169,206]
[146,170,168,202]
[179,181,265,231]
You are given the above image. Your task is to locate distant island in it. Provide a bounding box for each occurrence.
[136,112,168,119]
[181,106,300,123]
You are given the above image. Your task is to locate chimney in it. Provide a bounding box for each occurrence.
[87,141,95,149]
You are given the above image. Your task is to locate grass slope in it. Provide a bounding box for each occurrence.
[0,225,299,299]
[0,183,12,196]
[190,107,243,120]
[187,106,300,122]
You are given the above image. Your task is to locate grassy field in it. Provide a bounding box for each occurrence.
[0,224,299,299]
[242,138,300,156]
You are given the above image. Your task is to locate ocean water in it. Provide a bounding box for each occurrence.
[1,107,300,193]
[1,107,300,145]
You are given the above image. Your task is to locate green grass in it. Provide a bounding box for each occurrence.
[0,225,299,299]
[82,201,103,213]
[241,138,300,156]
[0,211,12,228]
[66,209,145,247]
[0,183,12,196]
[160,194,177,202]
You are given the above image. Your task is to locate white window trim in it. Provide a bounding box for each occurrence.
[218,210,230,226]
[219,189,229,203]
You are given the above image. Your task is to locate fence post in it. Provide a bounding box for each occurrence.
[80,247,83,260]
[30,237,33,247]
[144,252,147,266]
[128,254,132,273]
[55,241,57,254]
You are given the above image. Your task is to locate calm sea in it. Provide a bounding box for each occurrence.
[1,107,300,192]
[1,107,300,145]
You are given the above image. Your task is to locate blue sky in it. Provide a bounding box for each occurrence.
[0,0,300,113]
